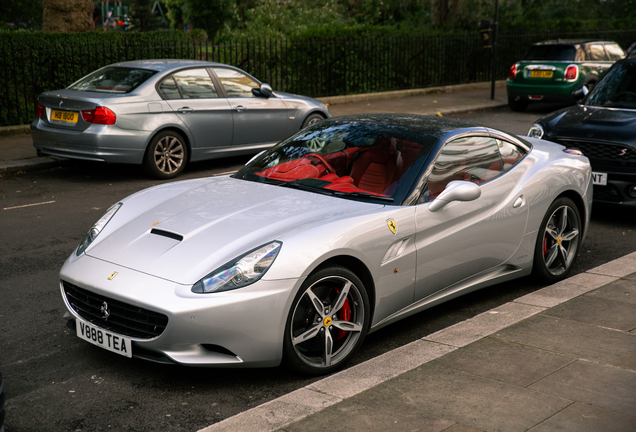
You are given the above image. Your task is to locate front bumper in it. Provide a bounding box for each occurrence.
[31,119,150,164]
[592,171,636,207]
[60,253,303,367]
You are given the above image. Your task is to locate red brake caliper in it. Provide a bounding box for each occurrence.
[333,288,351,341]
[543,234,548,256]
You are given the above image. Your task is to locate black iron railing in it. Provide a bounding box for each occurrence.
[2,29,635,127]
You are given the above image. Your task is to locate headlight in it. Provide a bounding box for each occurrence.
[528,124,544,139]
[76,203,122,256]
[191,241,282,294]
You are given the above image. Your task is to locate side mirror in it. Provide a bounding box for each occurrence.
[259,83,273,98]
[572,85,589,102]
[428,180,481,212]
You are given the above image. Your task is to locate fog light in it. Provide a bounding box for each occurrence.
[628,186,636,198]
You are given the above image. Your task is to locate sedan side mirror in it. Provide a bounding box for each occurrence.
[428,180,481,212]
[572,85,589,102]
[259,83,273,98]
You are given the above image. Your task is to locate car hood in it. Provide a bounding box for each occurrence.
[542,104,636,146]
[86,176,382,285]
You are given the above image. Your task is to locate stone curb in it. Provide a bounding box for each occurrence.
[317,80,506,105]
[197,251,636,432]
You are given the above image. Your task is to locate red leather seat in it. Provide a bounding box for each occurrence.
[349,136,403,194]
[350,136,403,193]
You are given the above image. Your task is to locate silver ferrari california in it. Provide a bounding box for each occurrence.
[31,60,330,179]
[59,114,592,375]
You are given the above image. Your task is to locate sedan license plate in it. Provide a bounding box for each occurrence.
[51,109,79,123]
[76,318,132,358]
[592,172,608,186]
[529,70,553,78]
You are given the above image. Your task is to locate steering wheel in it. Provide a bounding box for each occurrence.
[304,153,335,174]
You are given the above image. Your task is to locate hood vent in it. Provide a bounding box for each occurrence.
[150,228,183,242]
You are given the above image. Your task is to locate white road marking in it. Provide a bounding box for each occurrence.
[3,200,56,210]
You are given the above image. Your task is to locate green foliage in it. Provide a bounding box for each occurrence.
[128,0,169,31]
[1,0,43,30]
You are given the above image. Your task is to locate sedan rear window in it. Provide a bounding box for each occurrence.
[69,67,156,94]
[523,45,576,61]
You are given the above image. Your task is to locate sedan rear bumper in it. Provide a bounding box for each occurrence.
[31,119,150,164]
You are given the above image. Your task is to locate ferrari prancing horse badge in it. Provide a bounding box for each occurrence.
[387,219,397,235]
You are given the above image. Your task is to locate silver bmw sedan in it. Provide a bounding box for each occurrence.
[31,60,331,179]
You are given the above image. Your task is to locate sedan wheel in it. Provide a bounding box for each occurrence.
[144,131,188,179]
[301,113,324,129]
[284,266,369,375]
[533,197,581,283]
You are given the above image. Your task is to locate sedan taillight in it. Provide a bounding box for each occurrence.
[81,106,116,125]
[565,65,578,81]
[508,65,518,80]
[35,102,46,117]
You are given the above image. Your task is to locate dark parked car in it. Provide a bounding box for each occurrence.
[507,40,624,111]
[528,58,636,206]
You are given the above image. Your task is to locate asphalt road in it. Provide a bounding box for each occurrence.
[1,105,635,432]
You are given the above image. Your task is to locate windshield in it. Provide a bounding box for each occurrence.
[523,45,576,61]
[585,61,636,109]
[233,119,438,204]
[69,67,156,94]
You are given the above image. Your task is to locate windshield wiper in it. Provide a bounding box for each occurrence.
[331,191,394,202]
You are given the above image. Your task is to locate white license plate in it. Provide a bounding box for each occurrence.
[592,172,607,186]
[76,318,132,358]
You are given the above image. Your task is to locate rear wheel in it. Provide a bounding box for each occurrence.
[143,131,188,179]
[533,197,581,283]
[283,265,370,375]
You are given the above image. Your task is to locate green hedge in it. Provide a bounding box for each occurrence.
[2,27,636,127]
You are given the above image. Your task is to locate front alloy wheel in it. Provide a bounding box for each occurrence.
[533,197,581,283]
[284,266,369,375]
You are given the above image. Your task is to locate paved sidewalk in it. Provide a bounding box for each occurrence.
[0,81,507,175]
[202,252,636,432]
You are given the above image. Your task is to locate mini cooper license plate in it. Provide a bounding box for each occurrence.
[529,70,553,78]
[51,109,79,123]
[592,172,608,186]
[76,318,132,358]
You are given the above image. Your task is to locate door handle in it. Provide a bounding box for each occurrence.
[233,105,246,113]
[177,107,194,113]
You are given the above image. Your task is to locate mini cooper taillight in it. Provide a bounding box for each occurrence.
[508,64,518,80]
[35,102,45,117]
[81,106,116,125]
[565,65,578,81]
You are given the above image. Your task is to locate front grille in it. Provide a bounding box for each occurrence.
[62,280,168,339]
[556,139,636,173]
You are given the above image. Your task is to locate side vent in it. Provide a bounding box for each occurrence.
[383,237,410,263]
[150,228,183,242]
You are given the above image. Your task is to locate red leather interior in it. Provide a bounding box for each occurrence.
[255,158,328,181]
[349,136,403,194]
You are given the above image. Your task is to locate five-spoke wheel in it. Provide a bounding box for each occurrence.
[284,266,369,375]
[533,197,581,283]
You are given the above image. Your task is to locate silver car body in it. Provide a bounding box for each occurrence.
[59,115,592,369]
[31,60,330,165]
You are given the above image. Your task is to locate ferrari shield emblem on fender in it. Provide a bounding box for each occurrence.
[387,219,397,235]
[108,271,118,280]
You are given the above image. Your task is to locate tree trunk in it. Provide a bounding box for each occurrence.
[42,0,95,32]
[431,0,463,27]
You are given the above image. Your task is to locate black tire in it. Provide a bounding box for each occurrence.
[301,113,324,129]
[143,131,188,179]
[283,265,370,375]
[508,96,528,112]
[532,197,582,284]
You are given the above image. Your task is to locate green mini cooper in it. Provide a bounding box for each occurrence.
[507,39,624,111]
